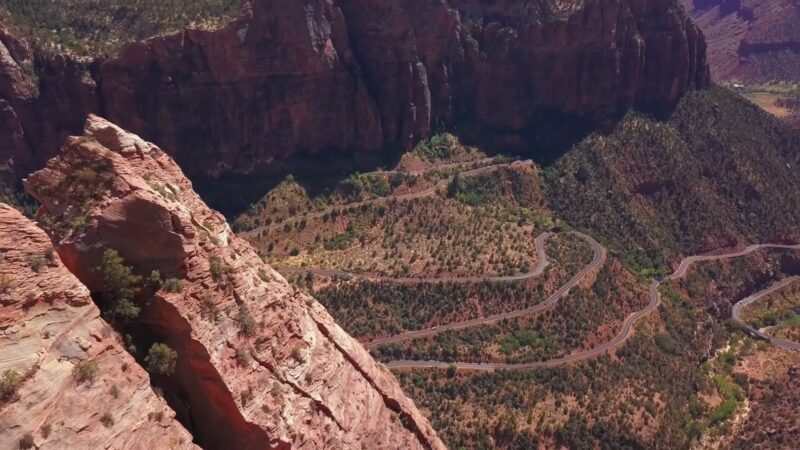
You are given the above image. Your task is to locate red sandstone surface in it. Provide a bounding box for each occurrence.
[1,0,707,197]
[23,115,445,449]
[0,203,195,449]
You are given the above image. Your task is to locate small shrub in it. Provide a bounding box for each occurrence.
[27,254,45,273]
[163,278,183,293]
[18,433,34,449]
[110,298,141,322]
[210,258,225,281]
[99,412,114,428]
[289,247,300,256]
[0,274,11,293]
[236,348,251,366]
[147,270,163,290]
[199,294,219,322]
[40,423,51,438]
[241,385,255,406]
[73,361,99,385]
[238,305,257,337]
[109,384,120,399]
[0,370,22,400]
[145,343,177,376]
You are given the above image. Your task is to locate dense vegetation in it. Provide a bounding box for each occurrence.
[397,248,793,449]
[543,87,800,272]
[0,0,239,55]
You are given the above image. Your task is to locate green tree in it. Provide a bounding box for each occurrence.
[99,249,142,320]
[146,343,177,376]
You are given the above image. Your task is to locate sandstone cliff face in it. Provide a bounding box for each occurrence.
[2,0,707,203]
[24,115,445,449]
[0,204,195,449]
[684,0,800,82]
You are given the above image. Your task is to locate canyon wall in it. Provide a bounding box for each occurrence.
[1,0,707,205]
[0,204,195,449]
[683,0,800,82]
[22,115,445,449]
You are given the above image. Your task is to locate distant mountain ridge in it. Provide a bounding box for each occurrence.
[683,0,800,82]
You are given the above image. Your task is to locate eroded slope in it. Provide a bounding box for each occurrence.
[0,203,195,450]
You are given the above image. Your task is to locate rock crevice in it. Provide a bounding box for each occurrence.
[23,115,446,450]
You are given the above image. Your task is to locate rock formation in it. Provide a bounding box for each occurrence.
[23,115,445,449]
[1,0,707,209]
[683,0,800,82]
[0,203,195,449]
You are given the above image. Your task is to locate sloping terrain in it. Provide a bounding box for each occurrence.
[21,115,444,449]
[543,86,800,273]
[684,0,800,82]
[0,203,195,449]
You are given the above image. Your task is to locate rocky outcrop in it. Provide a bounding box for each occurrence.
[2,0,707,209]
[683,0,800,82]
[0,204,195,449]
[24,115,445,449]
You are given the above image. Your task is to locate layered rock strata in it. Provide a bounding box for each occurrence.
[2,0,707,197]
[0,203,195,450]
[24,115,445,450]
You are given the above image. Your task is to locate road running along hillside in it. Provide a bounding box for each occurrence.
[732,276,800,351]
[241,159,533,238]
[383,243,800,371]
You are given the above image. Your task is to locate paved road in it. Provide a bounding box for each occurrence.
[279,232,553,285]
[245,158,800,368]
[367,232,606,348]
[241,159,532,238]
[383,242,800,371]
[732,276,800,351]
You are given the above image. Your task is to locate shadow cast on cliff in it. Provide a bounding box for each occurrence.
[197,107,638,219]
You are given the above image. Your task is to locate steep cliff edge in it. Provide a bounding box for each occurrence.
[0,203,195,449]
[683,0,800,82]
[2,0,707,210]
[23,115,445,449]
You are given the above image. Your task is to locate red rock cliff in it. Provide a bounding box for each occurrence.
[24,115,445,450]
[2,0,707,192]
[0,203,195,449]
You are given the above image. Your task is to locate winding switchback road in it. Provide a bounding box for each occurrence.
[732,276,800,351]
[279,232,554,285]
[382,242,800,371]
[246,157,800,369]
[367,232,606,348]
[241,159,532,238]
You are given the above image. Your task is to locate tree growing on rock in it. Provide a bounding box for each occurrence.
[99,248,142,321]
[146,343,177,376]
